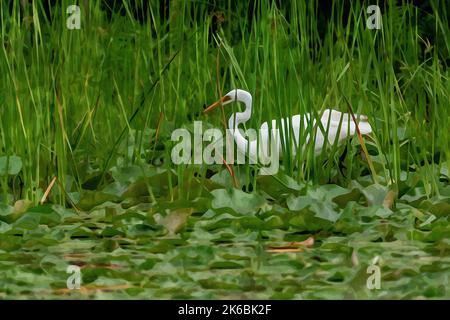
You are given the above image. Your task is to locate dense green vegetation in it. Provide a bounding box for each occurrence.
[0,0,449,299]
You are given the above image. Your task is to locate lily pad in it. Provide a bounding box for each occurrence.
[0,156,22,176]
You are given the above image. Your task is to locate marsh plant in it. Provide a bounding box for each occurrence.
[0,0,449,299]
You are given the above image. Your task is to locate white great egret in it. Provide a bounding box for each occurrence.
[204,89,372,161]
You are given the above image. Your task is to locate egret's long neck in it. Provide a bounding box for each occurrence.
[228,93,252,130]
[228,91,257,156]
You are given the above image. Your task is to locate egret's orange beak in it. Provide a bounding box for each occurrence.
[203,95,232,114]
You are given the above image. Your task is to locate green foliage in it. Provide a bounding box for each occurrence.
[0,0,448,299]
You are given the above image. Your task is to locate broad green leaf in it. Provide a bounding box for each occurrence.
[287,184,350,222]
[13,212,40,230]
[0,156,22,176]
[361,184,389,206]
[211,189,266,214]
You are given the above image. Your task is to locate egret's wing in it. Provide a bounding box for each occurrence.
[357,120,372,135]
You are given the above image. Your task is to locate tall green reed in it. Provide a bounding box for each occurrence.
[0,0,448,206]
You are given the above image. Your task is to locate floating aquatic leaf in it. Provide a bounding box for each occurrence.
[361,184,389,206]
[0,156,22,176]
[0,221,12,233]
[211,188,266,214]
[154,207,193,235]
[13,212,40,230]
[287,185,351,222]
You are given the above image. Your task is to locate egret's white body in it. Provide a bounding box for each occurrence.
[205,89,372,160]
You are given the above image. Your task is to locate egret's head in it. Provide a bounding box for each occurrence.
[204,89,252,114]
